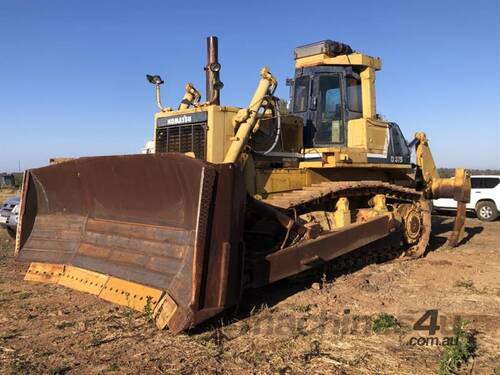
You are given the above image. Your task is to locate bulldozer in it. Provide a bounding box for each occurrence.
[15,37,470,333]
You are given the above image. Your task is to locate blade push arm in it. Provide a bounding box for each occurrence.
[414,132,471,246]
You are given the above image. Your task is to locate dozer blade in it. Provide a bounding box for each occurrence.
[15,154,246,333]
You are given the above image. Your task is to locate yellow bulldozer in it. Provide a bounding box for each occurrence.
[15,37,470,333]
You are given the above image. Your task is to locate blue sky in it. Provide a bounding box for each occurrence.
[1,0,499,171]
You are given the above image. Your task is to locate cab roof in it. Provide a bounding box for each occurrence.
[294,40,381,71]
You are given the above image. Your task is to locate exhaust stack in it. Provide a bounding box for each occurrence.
[205,36,223,104]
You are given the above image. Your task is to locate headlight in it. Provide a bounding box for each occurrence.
[209,62,221,72]
[213,81,224,90]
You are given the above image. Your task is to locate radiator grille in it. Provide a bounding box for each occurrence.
[155,122,207,160]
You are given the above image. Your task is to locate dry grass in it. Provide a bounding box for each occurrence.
[0,216,499,374]
[0,188,19,203]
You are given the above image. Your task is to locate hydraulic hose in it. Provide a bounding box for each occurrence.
[253,97,282,156]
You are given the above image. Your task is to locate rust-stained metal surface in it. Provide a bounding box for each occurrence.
[253,181,433,282]
[262,181,422,210]
[16,153,246,333]
[448,201,467,247]
[251,215,392,287]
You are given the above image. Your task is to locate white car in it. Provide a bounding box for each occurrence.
[433,175,500,221]
[142,140,154,154]
[0,196,20,238]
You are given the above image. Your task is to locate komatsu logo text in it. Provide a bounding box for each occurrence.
[157,112,207,127]
[166,115,192,125]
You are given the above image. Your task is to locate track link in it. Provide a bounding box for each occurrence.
[262,181,421,211]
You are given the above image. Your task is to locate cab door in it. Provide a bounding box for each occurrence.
[291,68,351,148]
[314,74,345,146]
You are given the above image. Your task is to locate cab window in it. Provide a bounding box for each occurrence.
[347,77,362,113]
[293,76,309,113]
[315,75,343,144]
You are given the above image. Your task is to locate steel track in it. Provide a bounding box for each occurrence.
[261,180,432,259]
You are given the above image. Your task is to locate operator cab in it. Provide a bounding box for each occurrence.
[291,40,367,148]
[290,40,410,165]
[292,65,363,148]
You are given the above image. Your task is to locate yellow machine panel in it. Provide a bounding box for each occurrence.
[295,52,382,70]
[154,105,240,164]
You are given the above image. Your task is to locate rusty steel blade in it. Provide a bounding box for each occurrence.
[16,153,246,333]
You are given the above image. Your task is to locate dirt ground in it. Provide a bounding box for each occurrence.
[0,213,499,374]
[0,190,18,205]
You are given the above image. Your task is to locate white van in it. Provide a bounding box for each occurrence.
[433,175,500,221]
